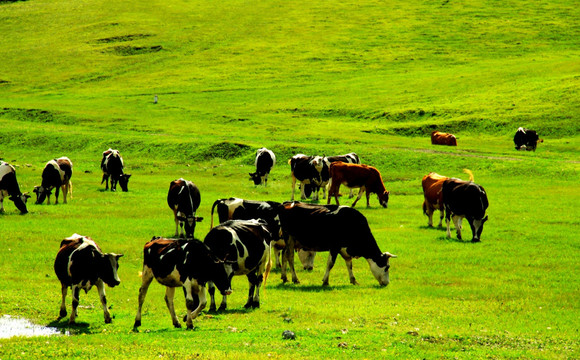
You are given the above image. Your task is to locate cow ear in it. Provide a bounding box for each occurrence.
[483,215,489,223]
[116,253,124,259]
[384,252,397,258]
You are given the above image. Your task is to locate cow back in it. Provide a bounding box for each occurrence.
[442,179,488,219]
[54,235,101,287]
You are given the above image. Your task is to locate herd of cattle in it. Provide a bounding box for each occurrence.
[1,128,542,328]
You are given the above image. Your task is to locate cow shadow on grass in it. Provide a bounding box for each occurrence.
[46,319,92,335]
[271,283,351,292]
[435,235,478,244]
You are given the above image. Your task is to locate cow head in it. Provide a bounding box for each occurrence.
[34,185,51,204]
[99,253,123,287]
[249,172,262,185]
[469,215,489,242]
[119,174,131,192]
[208,256,234,296]
[378,191,390,208]
[9,193,30,214]
[367,252,397,287]
[298,250,316,271]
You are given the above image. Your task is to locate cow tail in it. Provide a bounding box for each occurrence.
[210,199,221,229]
[69,180,73,199]
[463,169,474,182]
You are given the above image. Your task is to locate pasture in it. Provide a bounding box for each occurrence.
[0,0,578,358]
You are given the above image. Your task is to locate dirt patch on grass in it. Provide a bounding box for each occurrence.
[105,45,163,56]
[95,34,153,43]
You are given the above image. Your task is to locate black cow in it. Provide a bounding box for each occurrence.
[442,179,489,242]
[34,157,73,205]
[204,219,272,311]
[278,202,397,286]
[0,161,30,214]
[249,148,276,186]
[101,149,131,192]
[289,154,329,201]
[134,237,233,329]
[167,178,203,239]
[210,197,316,270]
[54,234,123,324]
[514,127,543,151]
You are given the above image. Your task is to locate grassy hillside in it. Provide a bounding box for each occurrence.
[0,0,578,358]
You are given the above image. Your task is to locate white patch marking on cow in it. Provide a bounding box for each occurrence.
[156,266,183,287]
[227,198,245,218]
[0,162,14,179]
[223,227,251,274]
[366,258,390,286]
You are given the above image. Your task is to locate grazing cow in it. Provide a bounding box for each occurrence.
[442,179,489,242]
[54,234,123,324]
[134,237,233,329]
[431,131,457,146]
[422,169,474,227]
[204,219,272,311]
[210,197,315,270]
[167,178,203,239]
[0,161,30,214]
[278,202,397,286]
[101,148,131,192]
[289,154,329,201]
[34,157,73,205]
[249,148,276,186]
[514,127,543,151]
[327,162,389,208]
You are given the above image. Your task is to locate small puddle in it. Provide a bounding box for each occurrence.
[0,315,63,339]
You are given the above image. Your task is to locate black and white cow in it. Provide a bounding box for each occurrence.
[442,178,489,242]
[249,148,276,186]
[278,202,397,286]
[54,234,123,324]
[34,157,73,205]
[289,154,329,201]
[0,161,30,214]
[514,127,543,151]
[204,219,272,311]
[101,149,131,192]
[210,197,316,270]
[133,237,233,330]
[167,178,203,239]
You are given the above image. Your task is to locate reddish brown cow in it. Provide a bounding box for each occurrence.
[422,170,473,227]
[327,162,389,208]
[431,131,457,146]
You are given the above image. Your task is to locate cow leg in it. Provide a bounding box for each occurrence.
[69,286,81,324]
[54,186,60,205]
[111,177,117,192]
[102,174,110,190]
[453,215,463,240]
[0,195,4,213]
[134,267,154,328]
[164,287,181,328]
[437,208,444,227]
[340,250,358,285]
[328,183,340,205]
[59,283,68,318]
[322,251,339,286]
[290,176,297,201]
[62,184,68,204]
[366,191,371,207]
[424,201,434,227]
[96,279,112,324]
[172,209,180,237]
[281,237,299,284]
[208,282,217,312]
[351,186,366,208]
[245,272,262,309]
[183,279,207,329]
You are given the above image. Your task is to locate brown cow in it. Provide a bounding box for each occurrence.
[327,162,389,208]
[431,131,457,146]
[422,169,473,227]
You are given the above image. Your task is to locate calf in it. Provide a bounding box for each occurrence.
[514,127,543,151]
[289,154,329,201]
[101,148,131,192]
[249,148,276,186]
[167,178,203,239]
[54,234,122,324]
[34,157,73,205]
[204,219,272,311]
[327,162,389,208]
[210,197,315,270]
[422,169,473,227]
[278,202,397,286]
[442,179,489,242]
[0,161,30,214]
[431,131,457,146]
[134,237,233,329]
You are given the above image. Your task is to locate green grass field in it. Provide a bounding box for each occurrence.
[0,0,578,358]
